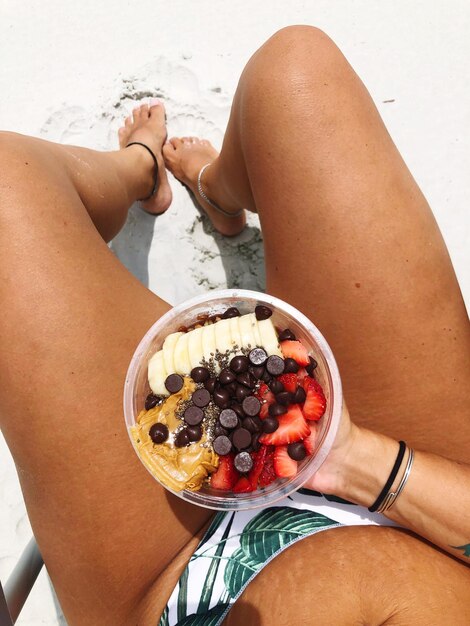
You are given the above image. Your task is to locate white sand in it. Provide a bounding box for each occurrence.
[0,1,469,623]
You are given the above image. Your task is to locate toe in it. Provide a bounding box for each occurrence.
[132,106,141,120]
[140,103,149,117]
[170,137,183,149]
[125,116,132,127]
[149,101,165,122]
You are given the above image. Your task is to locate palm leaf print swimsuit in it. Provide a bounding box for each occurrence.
[158,489,395,626]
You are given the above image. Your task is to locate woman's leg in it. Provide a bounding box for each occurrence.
[164,26,470,461]
[164,26,470,623]
[0,104,212,625]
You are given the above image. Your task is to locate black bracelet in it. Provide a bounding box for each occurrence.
[126,141,159,201]
[368,440,407,513]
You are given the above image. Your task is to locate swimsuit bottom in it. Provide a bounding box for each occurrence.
[159,488,396,626]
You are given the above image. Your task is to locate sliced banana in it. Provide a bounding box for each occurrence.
[162,331,183,375]
[238,313,258,349]
[187,326,204,370]
[148,350,168,396]
[214,318,233,355]
[229,316,242,351]
[173,332,191,375]
[201,323,217,363]
[257,318,282,356]
[148,312,282,396]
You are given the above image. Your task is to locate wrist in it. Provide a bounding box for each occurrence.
[327,425,400,507]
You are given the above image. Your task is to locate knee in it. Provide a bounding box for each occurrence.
[260,25,340,69]
[268,24,332,50]
[243,25,346,95]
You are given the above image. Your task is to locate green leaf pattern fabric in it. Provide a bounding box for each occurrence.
[159,489,392,625]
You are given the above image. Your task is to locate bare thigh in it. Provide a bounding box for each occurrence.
[227,526,470,626]
[220,26,470,459]
[213,26,470,623]
[0,135,212,625]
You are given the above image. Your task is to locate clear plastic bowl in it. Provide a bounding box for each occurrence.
[123,289,342,511]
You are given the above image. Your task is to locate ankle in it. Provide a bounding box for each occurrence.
[122,145,156,201]
[201,158,237,212]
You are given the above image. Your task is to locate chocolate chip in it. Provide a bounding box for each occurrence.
[149,423,169,443]
[222,307,241,319]
[231,403,246,419]
[262,416,279,433]
[213,388,231,409]
[174,429,190,447]
[242,395,261,417]
[219,408,238,429]
[293,386,306,404]
[230,355,250,374]
[248,347,268,366]
[261,369,272,383]
[236,372,255,389]
[204,377,217,394]
[213,435,232,455]
[269,379,284,395]
[219,368,236,385]
[187,424,203,442]
[306,356,318,375]
[192,388,211,407]
[232,428,252,450]
[283,358,299,373]
[251,432,261,451]
[255,305,273,321]
[165,373,184,394]
[287,442,306,461]
[234,451,253,473]
[249,365,265,380]
[191,366,209,383]
[184,405,204,426]
[266,355,285,376]
[278,328,296,341]
[214,422,228,438]
[145,394,159,410]
[236,384,252,403]
[243,416,261,433]
[226,381,238,396]
[269,403,287,417]
[276,391,293,406]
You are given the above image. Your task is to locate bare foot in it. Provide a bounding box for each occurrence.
[163,137,246,236]
[118,101,172,215]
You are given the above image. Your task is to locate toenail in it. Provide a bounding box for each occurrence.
[150,98,160,106]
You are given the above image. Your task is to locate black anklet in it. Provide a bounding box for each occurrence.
[126,141,159,201]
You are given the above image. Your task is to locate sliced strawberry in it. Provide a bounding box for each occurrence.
[277,373,298,394]
[274,445,298,478]
[259,447,276,487]
[248,445,268,489]
[233,476,254,493]
[210,454,238,491]
[303,423,318,455]
[259,404,310,445]
[296,368,308,385]
[256,383,275,419]
[303,376,324,395]
[302,386,326,421]
[280,340,310,366]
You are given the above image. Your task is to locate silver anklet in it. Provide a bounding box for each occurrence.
[197,163,244,218]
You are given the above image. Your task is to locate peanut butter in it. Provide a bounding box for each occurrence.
[131,377,218,492]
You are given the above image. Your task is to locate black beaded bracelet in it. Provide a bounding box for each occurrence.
[368,440,407,513]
